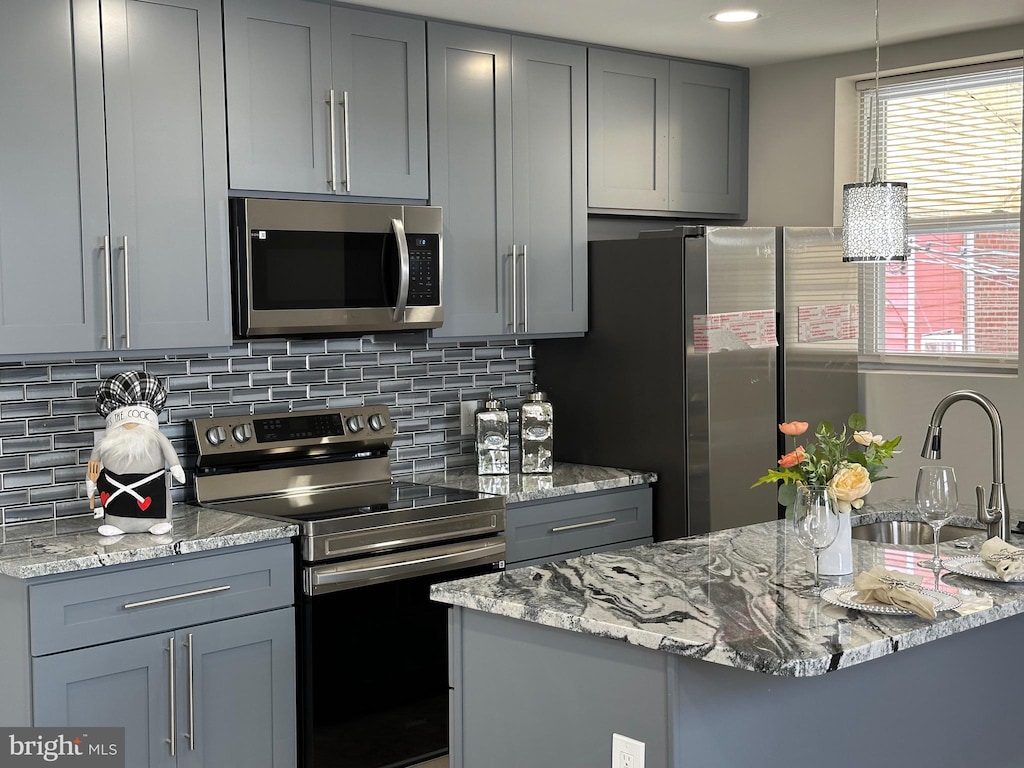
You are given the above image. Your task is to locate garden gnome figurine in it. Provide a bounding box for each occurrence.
[86,371,185,536]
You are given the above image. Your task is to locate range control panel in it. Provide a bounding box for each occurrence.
[192,406,393,464]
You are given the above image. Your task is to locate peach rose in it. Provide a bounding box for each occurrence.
[779,421,809,436]
[828,464,872,513]
[778,445,807,468]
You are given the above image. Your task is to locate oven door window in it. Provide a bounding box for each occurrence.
[249,231,400,309]
[300,561,496,768]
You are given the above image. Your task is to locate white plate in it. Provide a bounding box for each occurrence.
[942,554,1024,583]
[819,585,961,616]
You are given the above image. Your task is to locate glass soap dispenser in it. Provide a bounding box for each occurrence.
[520,391,553,473]
[476,399,510,475]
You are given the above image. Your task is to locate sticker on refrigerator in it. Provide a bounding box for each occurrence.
[693,309,778,353]
[797,303,859,343]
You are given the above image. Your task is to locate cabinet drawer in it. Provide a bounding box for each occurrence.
[29,541,294,656]
[505,487,652,565]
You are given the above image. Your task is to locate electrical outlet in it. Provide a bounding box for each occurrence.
[460,400,482,436]
[612,734,645,768]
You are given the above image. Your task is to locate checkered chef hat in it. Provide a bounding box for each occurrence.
[95,370,167,429]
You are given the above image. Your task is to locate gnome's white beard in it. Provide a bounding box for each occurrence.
[98,423,163,473]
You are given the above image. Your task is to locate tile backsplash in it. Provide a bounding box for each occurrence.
[0,333,534,527]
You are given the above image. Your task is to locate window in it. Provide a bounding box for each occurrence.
[856,61,1022,371]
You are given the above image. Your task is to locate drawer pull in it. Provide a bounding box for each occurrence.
[551,517,617,533]
[186,633,195,750]
[167,636,176,757]
[123,584,231,610]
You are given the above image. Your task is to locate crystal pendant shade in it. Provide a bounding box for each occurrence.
[841,180,909,262]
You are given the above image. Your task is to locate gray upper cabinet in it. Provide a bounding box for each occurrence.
[588,48,748,218]
[0,0,230,357]
[224,0,428,199]
[587,49,670,211]
[429,24,587,338]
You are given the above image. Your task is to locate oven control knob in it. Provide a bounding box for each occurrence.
[232,423,252,443]
[346,415,365,434]
[206,426,227,446]
[368,413,387,432]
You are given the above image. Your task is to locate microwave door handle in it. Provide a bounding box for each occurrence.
[391,217,410,322]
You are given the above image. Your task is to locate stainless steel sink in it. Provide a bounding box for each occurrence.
[851,520,981,544]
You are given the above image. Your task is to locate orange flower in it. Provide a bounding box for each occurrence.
[779,421,809,436]
[778,445,807,468]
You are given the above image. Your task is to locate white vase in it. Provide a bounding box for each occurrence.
[816,512,853,575]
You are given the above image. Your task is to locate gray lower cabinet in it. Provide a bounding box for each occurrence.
[0,0,230,357]
[505,486,653,568]
[428,24,587,338]
[588,47,748,219]
[223,0,428,199]
[4,541,296,768]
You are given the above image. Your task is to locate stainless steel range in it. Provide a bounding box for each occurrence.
[191,406,505,768]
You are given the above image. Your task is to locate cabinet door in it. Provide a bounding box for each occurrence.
[669,61,748,218]
[428,23,513,338]
[331,8,428,200]
[223,0,333,193]
[511,37,588,336]
[33,632,176,768]
[587,49,670,211]
[0,0,108,355]
[102,0,231,350]
[179,610,296,768]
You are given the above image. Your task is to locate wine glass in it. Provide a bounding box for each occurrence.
[916,465,958,569]
[791,485,841,596]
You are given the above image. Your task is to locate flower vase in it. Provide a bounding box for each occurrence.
[815,511,853,576]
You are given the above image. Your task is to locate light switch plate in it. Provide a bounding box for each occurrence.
[460,400,481,436]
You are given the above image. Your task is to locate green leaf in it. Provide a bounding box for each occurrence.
[848,413,867,430]
[817,420,834,436]
[778,483,797,507]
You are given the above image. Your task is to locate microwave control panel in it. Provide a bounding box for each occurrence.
[407,233,440,306]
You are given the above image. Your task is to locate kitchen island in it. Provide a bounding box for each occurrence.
[432,507,1024,768]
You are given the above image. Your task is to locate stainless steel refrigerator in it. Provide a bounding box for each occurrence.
[533,226,859,541]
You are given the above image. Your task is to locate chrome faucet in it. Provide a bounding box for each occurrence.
[921,390,1010,541]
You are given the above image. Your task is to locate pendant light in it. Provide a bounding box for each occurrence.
[842,0,908,263]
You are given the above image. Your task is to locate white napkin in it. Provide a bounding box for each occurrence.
[979,537,1024,581]
[853,566,937,619]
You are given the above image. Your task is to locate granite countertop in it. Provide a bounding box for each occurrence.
[412,462,657,504]
[432,497,1024,678]
[0,503,298,580]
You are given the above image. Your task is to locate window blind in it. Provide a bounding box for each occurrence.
[855,61,1022,370]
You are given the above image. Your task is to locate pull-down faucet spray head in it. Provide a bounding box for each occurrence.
[921,425,941,460]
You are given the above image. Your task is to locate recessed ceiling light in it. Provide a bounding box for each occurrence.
[711,10,761,23]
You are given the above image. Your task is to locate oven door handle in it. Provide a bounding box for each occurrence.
[391,217,410,323]
[305,538,504,595]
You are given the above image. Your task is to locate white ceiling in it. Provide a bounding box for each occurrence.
[340,0,1024,67]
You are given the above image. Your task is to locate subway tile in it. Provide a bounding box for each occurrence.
[308,383,348,398]
[414,404,447,418]
[28,451,77,470]
[230,387,271,403]
[0,422,27,438]
[168,406,214,422]
[290,369,327,384]
[288,339,327,355]
[55,466,88,483]
[250,372,290,387]
[271,386,310,401]
[397,446,430,461]
[189,358,232,374]
[307,355,347,369]
[429,390,460,404]
[0,366,48,384]
[324,396,363,408]
[97,361,143,378]
[345,381,379,396]
[389,406,414,420]
[326,368,362,383]
[0,456,28,472]
[396,364,430,379]
[230,356,271,372]
[29,417,77,435]
[397,391,430,406]
[426,363,460,376]
[443,375,475,388]
[56,499,92,518]
[52,399,95,416]
[54,432,95,450]
[145,361,190,376]
[503,345,532,359]
[380,351,413,366]
[4,505,55,525]
[473,347,503,360]
[76,414,105,431]
[4,469,53,489]
[411,457,447,473]
[1,401,49,419]
[191,390,232,405]
[165,392,191,408]
[413,431,446,446]
[2,436,53,454]
[364,394,396,407]
[412,349,444,364]
[249,340,289,355]
[31,484,78,503]
[0,490,30,507]
[457,361,488,374]
[49,363,100,381]
[344,353,380,366]
[211,404,255,418]
[412,377,445,391]
[488,360,518,373]
[396,418,430,433]
[379,379,413,394]
[325,338,363,353]
[211,373,251,388]
[441,348,474,362]
[361,337,399,352]
[75,380,100,398]
[474,374,504,387]
[270,357,309,371]
[170,374,213,391]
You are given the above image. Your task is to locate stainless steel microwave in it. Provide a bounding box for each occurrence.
[230,198,443,337]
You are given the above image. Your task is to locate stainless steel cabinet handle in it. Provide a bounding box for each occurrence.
[185,633,195,751]
[551,517,617,533]
[100,235,114,350]
[520,244,529,333]
[340,90,351,192]
[509,245,518,333]
[327,89,337,192]
[123,584,231,610]
[167,636,176,757]
[391,218,410,322]
[119,236,130,348]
